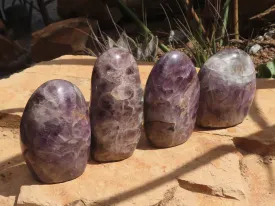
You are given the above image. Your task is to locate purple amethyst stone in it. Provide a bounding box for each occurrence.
[144,51,200,148]
[20,79,91,184]
[196,48,256,128]
[90,48,143,162]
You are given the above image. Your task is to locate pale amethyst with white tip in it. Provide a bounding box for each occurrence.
[196,48,256,128]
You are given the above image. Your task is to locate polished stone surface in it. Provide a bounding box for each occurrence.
[144,51,200,148]
[20,79,91,183]
[90,48,143,162]
[197,48,256,128]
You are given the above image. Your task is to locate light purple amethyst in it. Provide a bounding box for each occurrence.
[20,79,91,183]
[144,51,200,148]
[90,48,143,162]
[196,48,256,128]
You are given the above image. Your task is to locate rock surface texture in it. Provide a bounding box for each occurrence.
[144,51,200,148]
[20,79,91,183]
[0,55,275,206]
[197,48,256,128]
[90,48,143,162]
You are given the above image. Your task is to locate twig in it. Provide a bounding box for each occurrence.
[234,0,239,40]
[24,0,40,12]
[182,0,207,38]
[250,5,275,20]
[106,4,121,38]
[36,0,50,26]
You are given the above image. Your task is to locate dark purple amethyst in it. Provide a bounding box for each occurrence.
[90,48,143,162]
[196,48,256,128]
[144,51,200,148]
[20,79,91,184]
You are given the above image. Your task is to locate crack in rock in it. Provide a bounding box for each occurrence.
[152,187,177,206]
[197,131,237,139]
[66,200,87,206]
[177,179,245,201]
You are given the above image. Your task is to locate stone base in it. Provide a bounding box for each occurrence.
[0,55,275,206]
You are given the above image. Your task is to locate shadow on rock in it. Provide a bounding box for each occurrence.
[136,125,160,151]
[0,112,22,129]
[0,154,39,197]
[38,58,97,66]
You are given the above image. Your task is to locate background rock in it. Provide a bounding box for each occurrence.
[0,196,15,206]
[249,44,263,54]
[0,35,30,76]
[31,18,97,63]
[0,35,25,62]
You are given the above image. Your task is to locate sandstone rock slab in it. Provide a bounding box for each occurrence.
[15,132,247,206]
[240,154,275,206]
[0,196,15,206]
[0,55,274,206]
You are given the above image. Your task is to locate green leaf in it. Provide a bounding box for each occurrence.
[256,60,275,78]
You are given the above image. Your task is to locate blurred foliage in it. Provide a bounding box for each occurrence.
[86,0,232,66]
[256,60,275,78]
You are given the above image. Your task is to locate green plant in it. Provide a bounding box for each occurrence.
[256,60,275,78]
[170,0,232,67]
[84,19,160,62]
[220,0,232,46]
[117,0,170,53]
[84,0,232,66]
[82,2,162,62]
[107,31,159,62]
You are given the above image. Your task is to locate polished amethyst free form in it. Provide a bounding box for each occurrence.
[144,51,200,148]
[196,48,256,128]
[90,48,143,162]
[20,79,91,183]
